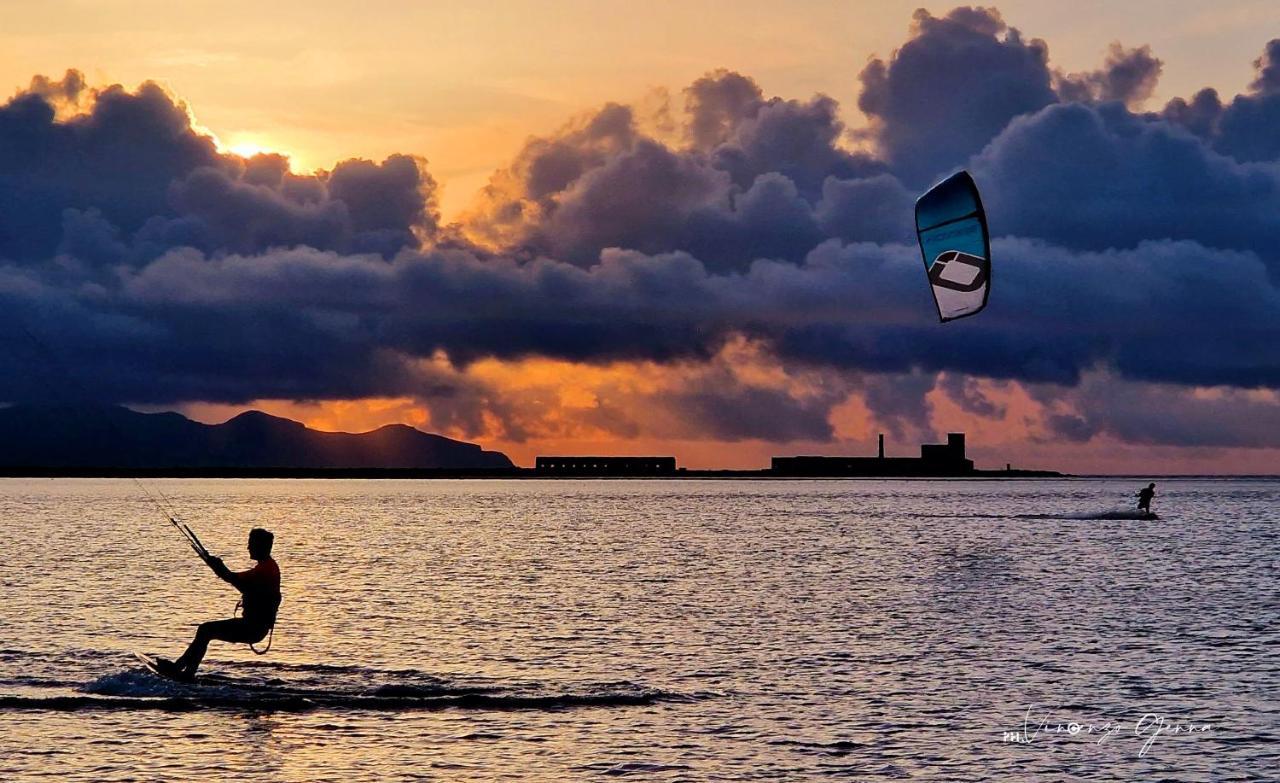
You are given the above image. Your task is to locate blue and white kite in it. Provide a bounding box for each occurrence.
[915,171,990,322]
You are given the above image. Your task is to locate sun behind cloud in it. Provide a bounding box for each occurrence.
[221,133,306,165]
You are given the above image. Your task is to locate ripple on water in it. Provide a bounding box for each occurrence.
[0,477,1273,781]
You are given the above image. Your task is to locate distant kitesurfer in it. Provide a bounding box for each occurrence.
[157,527,281,680]
[1136,483,1156,516]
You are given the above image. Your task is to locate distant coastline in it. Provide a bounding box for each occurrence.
[0,404,513,472]
[0,404,1068,479]
[0,466,1065,479]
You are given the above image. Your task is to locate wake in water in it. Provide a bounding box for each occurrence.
[919,510,1160,521]
[1067,509,1160,520]
[0,651,694,713]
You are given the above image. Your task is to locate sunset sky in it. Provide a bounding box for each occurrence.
[2,2,1279,471]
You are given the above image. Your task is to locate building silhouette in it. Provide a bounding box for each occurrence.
[771,433,974,477]
[535,456,677,476]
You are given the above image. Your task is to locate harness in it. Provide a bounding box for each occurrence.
[234,598,276,655]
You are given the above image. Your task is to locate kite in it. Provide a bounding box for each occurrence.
[915,171,990,322]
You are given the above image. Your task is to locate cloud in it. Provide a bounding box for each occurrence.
[1161,38,1280,163]
[1055,43,1162,108]
[0,77,224,262]
[23,69,90,115]
[532,139,729,266]
[1040,376,1280,449]
[939,374,1007,418]
[1,11,1280,458]
[684,69,764,151]
[0,73,436,264]
[814,174,915,244]
[709,92,878,199]
[971,101,1280,269]
[460,70,880,269]
[856,7,1056,185]
[327,154,439,246]
[457,103,641,252]
[860,371,939,440]
[1252,38,1280,93]
[2,230,1275,417]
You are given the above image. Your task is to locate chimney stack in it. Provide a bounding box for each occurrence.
[878,433,885,459]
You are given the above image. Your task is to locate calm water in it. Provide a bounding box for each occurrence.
[0,478,1275,781]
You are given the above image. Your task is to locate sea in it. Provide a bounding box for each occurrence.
[0,477,1275,781]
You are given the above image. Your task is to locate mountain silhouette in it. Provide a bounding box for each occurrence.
[0,405,513,469]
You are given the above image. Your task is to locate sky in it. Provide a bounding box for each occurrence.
[1,2,1279,472]
[3,0,1274,216]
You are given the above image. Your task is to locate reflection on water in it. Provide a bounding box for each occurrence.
[0,478,1276,780]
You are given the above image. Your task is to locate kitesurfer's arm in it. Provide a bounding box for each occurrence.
[202,554,243,589]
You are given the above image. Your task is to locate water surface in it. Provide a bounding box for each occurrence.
[0,478,1275,780]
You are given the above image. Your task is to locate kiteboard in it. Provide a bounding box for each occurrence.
[134,652,196,683]
[1074,510,1160,520]
[1119,509,1160,520]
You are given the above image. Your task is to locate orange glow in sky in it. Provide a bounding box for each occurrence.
[4,0,1274,217]
[177,351,1280,474]
[9,1,1280,473]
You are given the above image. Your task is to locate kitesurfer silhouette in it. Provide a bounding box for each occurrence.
[158,527,281,680]
[1136,483,1156,516]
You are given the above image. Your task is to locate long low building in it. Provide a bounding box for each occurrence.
[536,456,677,476]
[771,433,975,477]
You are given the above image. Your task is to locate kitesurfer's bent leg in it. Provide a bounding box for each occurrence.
[174,618,268,676]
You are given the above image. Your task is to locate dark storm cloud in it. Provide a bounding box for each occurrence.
[459,102,640,250]
[328,155,439,246]
[1044,412,1098,443]
[158,155,435,258]
[532,139,730,266]
[1160,88,1224,141]
[939,374,1006,418]
[4,10,1280,447]
[3,232,1276,410]
[0,76,224,261]
[0,73,436,263]
[681,174,827,271]
[708,93,880,199]
[463,70,880,269]
[1161,39,1280,164]
[684,69,765,151]
[1252,39,1280,93]
[971,101,1280,266]
[861,372,939,440]
[661,379,842,442]
[814,174,914,244]
[165,167,352,255]
[1056,43,1163,107]
[1041,376,1280,449]
[24,69,89,109]
[856,7,1056,185]
[764,238,1280,390]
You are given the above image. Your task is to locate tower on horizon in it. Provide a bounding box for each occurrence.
[771,433,973,477]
